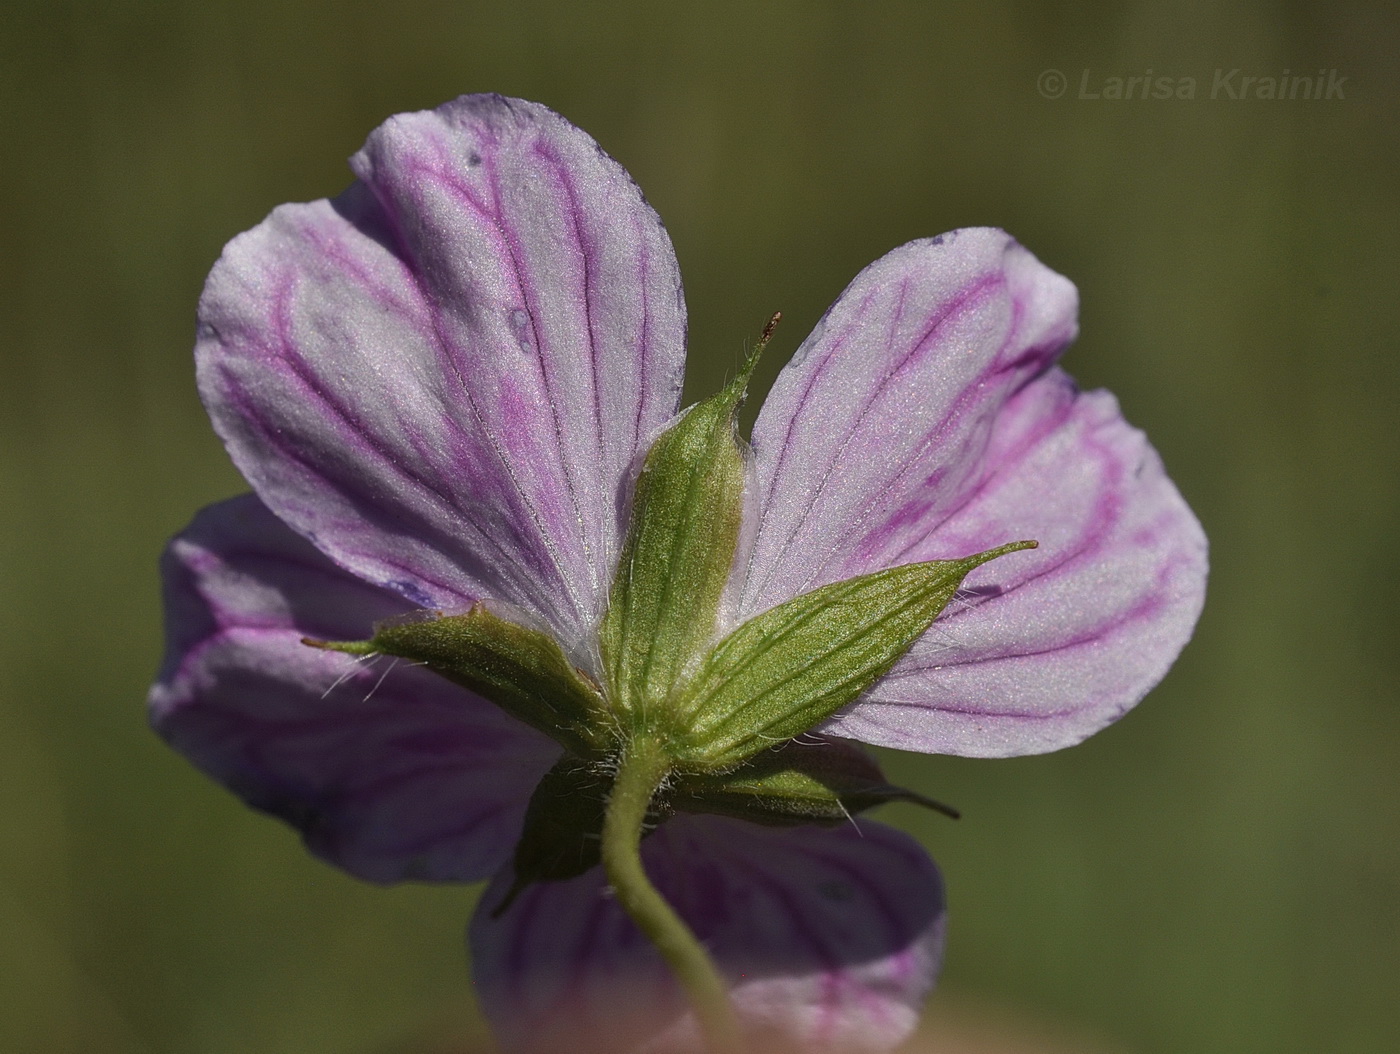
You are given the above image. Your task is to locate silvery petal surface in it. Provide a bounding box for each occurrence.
[827,370,1207,756]
[150,494,559,882]
[744,229,1206,756]
[196,95,686,645]
[470,815,944,1053]
[739,228,1077,619]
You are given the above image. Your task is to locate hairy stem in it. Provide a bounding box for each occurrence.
[601,734,745,1054]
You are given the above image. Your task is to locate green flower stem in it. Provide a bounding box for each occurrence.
[601,734,745,1054]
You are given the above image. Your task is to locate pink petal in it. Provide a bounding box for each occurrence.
[470,816,944,1054]
[196,95,686,645]
[828,369,1207,756]
[738,228,1077,621]
[150,495,559,882]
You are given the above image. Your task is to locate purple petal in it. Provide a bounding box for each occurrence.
[196,95,686,644]
[471,816,944,1053]
[738,228,1078,621]
[150,494,559,882]
[827,369,1208,757]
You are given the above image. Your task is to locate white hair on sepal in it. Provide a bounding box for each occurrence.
[361,657,401,703]
[318,650,380,700]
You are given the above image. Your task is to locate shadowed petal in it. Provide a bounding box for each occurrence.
[739,228,1077,622]
[471,816,944,1054]
[196,94,686,644]
[826,370,1208,756]
[149,494,559,882]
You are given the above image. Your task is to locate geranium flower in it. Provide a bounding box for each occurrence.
[150,95,1206,1053]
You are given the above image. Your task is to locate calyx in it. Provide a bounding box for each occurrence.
[307,337,1033,898]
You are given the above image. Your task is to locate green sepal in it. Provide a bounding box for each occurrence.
[672,540,1037,771]
[598,352,758,724]
[671,736,958,826]
[491,755,671,917]
[305,603,611,759]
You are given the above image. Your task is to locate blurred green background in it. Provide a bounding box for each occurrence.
[3,1,1397,1052]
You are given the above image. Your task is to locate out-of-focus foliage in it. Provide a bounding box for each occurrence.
[2,2,1396,1052]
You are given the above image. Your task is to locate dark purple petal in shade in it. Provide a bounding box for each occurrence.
[738,228,1078,623]
[826,369,1208,757]
[150,494,559,883]
[196,95,686,646]
[471,816,944,1054]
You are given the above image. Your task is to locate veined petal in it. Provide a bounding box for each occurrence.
[827,370,1208,756]
[197,94,686,644]
[471,816,943,1054]
[739,228,1076,620]
[149,495,559,882]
